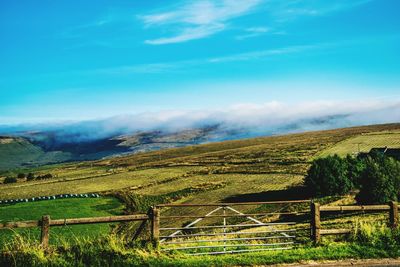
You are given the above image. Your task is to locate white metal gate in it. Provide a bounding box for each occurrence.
[157,201,309,255]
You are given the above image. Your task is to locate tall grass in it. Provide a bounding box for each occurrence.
[2,222,400,267]
[351,220,400,254]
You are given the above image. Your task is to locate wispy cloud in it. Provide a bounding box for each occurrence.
[235,27,270,40]
[88,43,323,75]
[208,44,320,63]
[87,39,354,74]
[138,0,373,45]
[266,0,373,22]
[92,63,182,74]
[144,24,226,45]
[58,0,373,47]
[139,0,263,45]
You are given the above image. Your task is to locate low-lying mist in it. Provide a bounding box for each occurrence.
[1,99,399,146]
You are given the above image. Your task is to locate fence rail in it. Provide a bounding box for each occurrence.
[0,214,149,249]
[1,200,399,251]
[156,200,310,207]
[154,201,307,255]
[311,201,399,243]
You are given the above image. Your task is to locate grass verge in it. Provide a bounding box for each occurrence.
[1,221,400,266]
[0,241,398,267]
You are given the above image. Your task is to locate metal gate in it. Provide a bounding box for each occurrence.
[156,200,309,255]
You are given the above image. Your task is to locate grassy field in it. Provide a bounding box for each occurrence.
[1,124,400,224]
[317,130,400,157]
[1,124,400,265]
[2,124,400,204]
[0,197,124,245]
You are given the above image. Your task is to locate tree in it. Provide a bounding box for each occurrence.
[36,173,53,180]
[3,177,17,184]
[305,155,353,197]
[356,156,400,204]
[346,154,365,188]
[17,173,26,179]
[26,173,35,181]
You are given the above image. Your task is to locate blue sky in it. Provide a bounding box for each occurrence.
[1,0,400,124]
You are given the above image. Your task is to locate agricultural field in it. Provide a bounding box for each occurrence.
[0,197,124,245]
[1,124,400,265]
[0,123,399,234]
[318,130,400,157]
[1,123,400,204]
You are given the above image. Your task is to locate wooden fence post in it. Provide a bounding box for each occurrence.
[151,206,160,248]
[389,201,398,229]
[40,215,50,249]
[311,202,321,243]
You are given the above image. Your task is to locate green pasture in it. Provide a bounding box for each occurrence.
[0,197,124,246]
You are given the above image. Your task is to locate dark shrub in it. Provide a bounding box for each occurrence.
[305,155,353,197]
[36,173,53,180]
[4,177,17,184]
[356,155,400,204]
[346,154,365,188]
[26,173,35,181]
[17,173,26,179]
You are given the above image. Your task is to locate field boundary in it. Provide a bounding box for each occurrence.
[155,200,310,255]
[0,214,149,249]
[1,200,399,253]
[311,201,399,243]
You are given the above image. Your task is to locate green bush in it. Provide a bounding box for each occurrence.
[3,177,17,184]
[356,155,400,204]
[36,173,53,180]
[17,173,26,179]
[26,173,35,181]
[306,152,400,203]
[304,155,353,197]
[345,154,365,188]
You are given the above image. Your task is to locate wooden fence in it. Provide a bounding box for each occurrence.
[0,214,149,249]
[1,201,399,250]
[310,201,399,243]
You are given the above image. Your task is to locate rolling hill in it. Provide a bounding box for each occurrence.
[2,123,400,204]
[1,123,400,263]
[0,136,71,171]
[0,113,368,171]
[0,127,218,171]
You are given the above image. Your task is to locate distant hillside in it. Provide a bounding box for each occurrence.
[0,136,70,171]
[1,120,400,172]
[0,126,224,171]
[2,123,400,203]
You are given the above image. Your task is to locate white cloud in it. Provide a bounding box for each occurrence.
[267,0,373,22]
[93,63,181,74]
[139,0,263,45]
[208,43,321,63]
[144,24,225,45]
[87,40,346,74]
[60,0,373,47]
[235,26,270,40]
[3,98,399,142]
[138,0,373,45]
[86,44,314,74]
